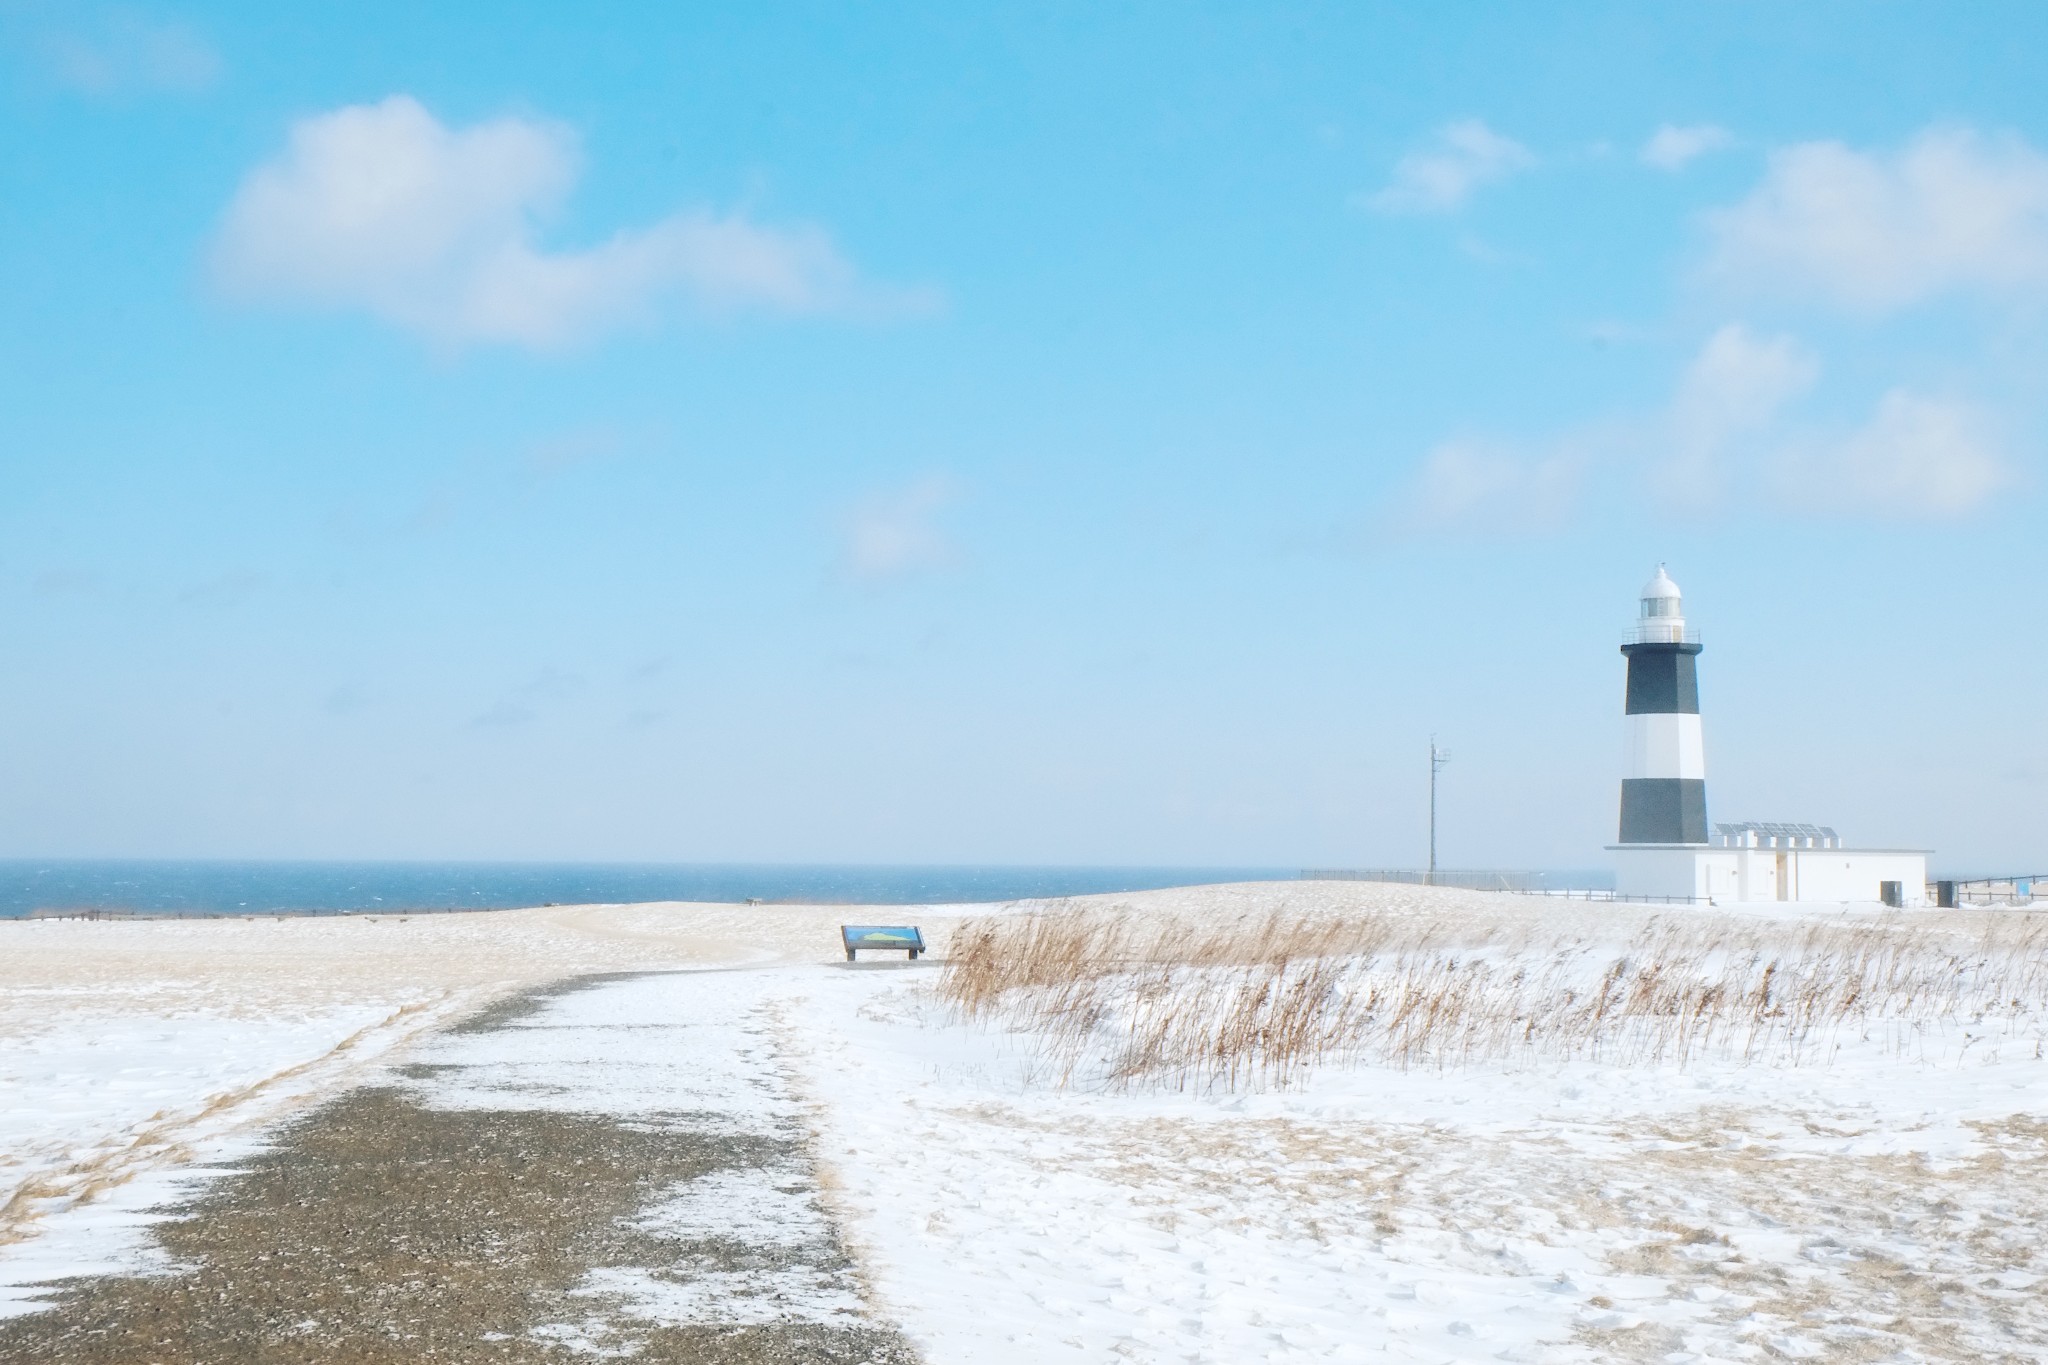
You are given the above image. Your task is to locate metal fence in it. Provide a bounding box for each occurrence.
[1938,875,2042,908]
[1305,869,2048,910]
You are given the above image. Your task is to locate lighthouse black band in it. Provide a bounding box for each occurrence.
[1619,777,1708,844]
[1620,641,1702,714]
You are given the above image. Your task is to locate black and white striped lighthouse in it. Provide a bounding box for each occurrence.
[1618,565,1707,845]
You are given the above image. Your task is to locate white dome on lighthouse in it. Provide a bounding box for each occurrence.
[1635,563,1687,639]
[1640,564,1681,605]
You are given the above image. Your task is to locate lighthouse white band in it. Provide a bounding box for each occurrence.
[1623,712,1705,780]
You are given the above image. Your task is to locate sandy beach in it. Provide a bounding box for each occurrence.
[4,884,2047,1362]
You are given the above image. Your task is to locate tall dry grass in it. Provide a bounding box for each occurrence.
[937,904,2048,1090]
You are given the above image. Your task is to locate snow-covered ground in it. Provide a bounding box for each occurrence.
[0,899,969,1316]
[5,887,2047,1361]
[0,994,438,1315]
[792,965,2048,1361]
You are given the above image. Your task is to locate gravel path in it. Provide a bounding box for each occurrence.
[0,972,921,1364]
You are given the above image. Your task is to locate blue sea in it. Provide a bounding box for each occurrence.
[0,861,1298,918]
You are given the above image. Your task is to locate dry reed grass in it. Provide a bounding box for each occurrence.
[938,902,2048,1090]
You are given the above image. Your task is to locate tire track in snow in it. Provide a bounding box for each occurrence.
[0,993,475,1259]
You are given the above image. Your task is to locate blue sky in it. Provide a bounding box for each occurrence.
[2,2,2043,871]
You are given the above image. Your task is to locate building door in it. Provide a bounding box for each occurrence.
[1775,852,1789,901]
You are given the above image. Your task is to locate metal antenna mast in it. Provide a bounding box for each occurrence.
[1428,735,1451,885]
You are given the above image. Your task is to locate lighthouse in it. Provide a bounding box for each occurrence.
[1618,565,1707,845]
[1607,566,1932,904]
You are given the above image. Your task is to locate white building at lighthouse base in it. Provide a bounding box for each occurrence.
[1611,823,1930,906]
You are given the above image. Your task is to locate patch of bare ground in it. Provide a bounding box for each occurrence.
[1575,1111,2048,1361]
[909,1096,2047,1361]
[0,983,919,1365]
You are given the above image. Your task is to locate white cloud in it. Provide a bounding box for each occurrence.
[1704,125,2048,311]
[1397,327,1809,530]
[1368,119,1534,215]
[1674,325,1819,429]
[213,96,929,348]
[1658,324,1819,506]
[1655,327,2008,517]
[1641,124,1732,171]
[839,477,960,582]
[40,9,221,95]
[1402,323,2010,528]
[1404,438,1584,531]
[1791,391,2010,517]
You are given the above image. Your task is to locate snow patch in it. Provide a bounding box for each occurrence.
[400,973,799,1134]
[630,1166,834,1249]
[573,1262,866,1327]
